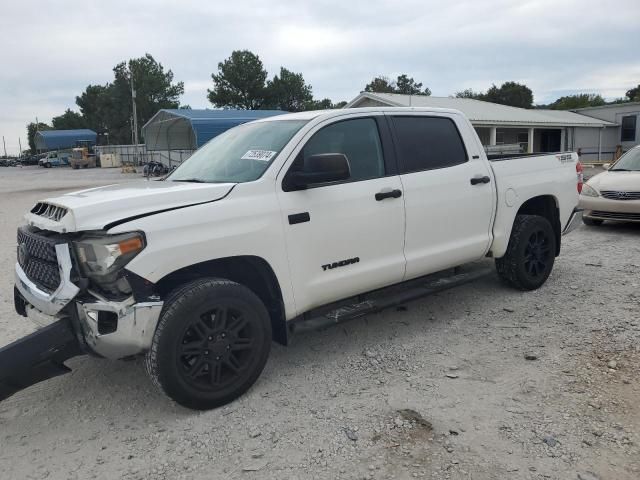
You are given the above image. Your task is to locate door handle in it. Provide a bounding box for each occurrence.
[375,189,402,201]
[288,212,310,224]
[470,175,491,185]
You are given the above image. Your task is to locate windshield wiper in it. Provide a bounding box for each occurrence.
[610,168,631,172]
[172,178,208,183]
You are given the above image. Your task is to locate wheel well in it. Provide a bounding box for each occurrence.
[154,256,288,345]
[516,195,561,255]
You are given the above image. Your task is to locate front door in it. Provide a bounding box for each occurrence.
[277,115,406,315]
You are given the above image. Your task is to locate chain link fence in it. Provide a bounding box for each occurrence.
[96,144,194,168]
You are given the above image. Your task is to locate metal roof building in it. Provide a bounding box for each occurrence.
[143,109,287,151]
[34,129,97,151]
[346,92,617,159]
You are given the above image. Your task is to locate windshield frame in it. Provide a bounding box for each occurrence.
[166,118,309,184]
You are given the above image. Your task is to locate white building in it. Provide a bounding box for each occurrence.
[345,92,618,162]
[572,102,640,162]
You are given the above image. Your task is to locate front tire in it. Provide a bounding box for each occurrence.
[146,278,272,410]
[496,214,556,291]
[583,217,603,226]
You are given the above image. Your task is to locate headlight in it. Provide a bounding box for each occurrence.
[74,232,145,277]
[581,183,599,197]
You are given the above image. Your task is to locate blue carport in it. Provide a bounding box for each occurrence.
[34,129,97,151]
[142,109,287,151]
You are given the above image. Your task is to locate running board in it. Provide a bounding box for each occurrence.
[0,319,83,402]
[290,263,493,335]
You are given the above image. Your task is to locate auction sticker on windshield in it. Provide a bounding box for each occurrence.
[241,150,278,161]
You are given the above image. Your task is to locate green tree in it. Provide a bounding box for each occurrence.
[26,122,51,153]
[264,67,313,112]
[304,98,347,110]
[364,76,395,93]
[364,74,431,96]
[76,84,110,134]
[109,54,184,144]
[396,74,431,95]
[626,84,640,101]
[73,55,183,144]
[548,93,606,110]
[483,82,534,109]
[52,109,87,129]
[454,88,484,99]
[208,50,268,109]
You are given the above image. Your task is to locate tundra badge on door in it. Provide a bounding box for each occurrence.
[322,257,360,271]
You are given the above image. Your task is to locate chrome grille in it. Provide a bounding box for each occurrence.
[30,202,68,222]
[16,227,61,292]
[599,191,640,201]
[590,211,640,221]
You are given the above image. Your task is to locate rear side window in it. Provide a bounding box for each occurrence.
[391,116,468,173]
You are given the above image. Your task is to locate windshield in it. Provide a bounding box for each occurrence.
[611,147,640,171]
[168,120,307,183]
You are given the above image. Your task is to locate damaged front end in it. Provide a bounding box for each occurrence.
[2,225,163,402]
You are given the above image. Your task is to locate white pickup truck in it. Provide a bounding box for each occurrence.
[5,107,583,409]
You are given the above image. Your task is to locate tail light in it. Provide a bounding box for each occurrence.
[576,161,583,193]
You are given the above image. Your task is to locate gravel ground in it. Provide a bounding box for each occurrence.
[0,166,638,480]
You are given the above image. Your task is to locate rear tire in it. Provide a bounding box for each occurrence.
[583,217,603,226]
[496,214,556,291]
[145,278,272,410]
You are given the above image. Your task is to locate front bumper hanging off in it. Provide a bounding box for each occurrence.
[2,242,163,403]
[0,318,82,402]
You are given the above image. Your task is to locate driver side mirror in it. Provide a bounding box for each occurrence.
[602,163,611,170]
[283,153,351,191]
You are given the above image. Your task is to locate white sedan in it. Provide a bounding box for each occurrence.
[580,145,640,225]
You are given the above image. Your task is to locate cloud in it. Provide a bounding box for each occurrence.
[0,0,638,153]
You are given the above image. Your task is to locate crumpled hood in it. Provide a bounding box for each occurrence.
[588,171,640,192]
[25,180,236,232]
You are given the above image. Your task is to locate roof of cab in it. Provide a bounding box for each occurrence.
[258,106,465,122]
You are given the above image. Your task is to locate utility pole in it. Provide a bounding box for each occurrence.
[18,138,22,158]
[131,71,140,165]
[2,136,7,158]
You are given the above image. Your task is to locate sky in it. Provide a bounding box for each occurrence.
[1,0,639,155]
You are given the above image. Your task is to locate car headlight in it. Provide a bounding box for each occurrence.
[74,232,145,277]
[581,183,599,198]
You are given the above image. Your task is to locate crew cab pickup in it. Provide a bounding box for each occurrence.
[6,108,583,409]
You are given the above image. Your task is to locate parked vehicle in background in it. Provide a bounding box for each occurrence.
[580,145,640,225]
[0,158,19,167]
[20,155,41,166]
[143,160,169,177]
[39,151,70,168]
[70,147,96,169]
[7,107,583,410]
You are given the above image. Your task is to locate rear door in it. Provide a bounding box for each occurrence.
[276,114,406,315]
[388,113,495,280]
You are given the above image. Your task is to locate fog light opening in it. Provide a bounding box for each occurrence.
[96,311,119,335]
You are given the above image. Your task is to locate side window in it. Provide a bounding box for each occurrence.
[297,118,385,182]
[621,116,637,142]
[392,116,468,173]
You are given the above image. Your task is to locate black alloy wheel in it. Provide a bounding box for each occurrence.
[496,214,557,291]
[146,278,272,410]
[178,305,256,390]
[523,229,552,279]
